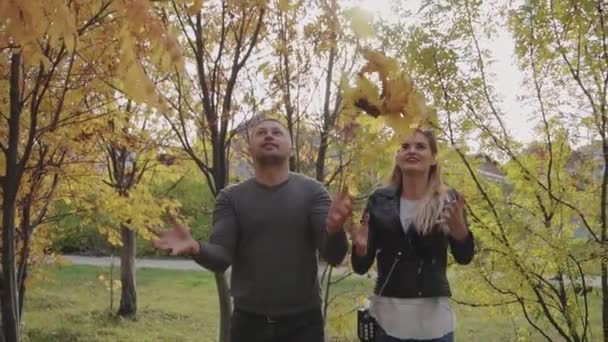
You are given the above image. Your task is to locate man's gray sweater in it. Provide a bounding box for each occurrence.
[193,173,348,315]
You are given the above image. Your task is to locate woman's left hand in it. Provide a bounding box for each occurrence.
[442,193,469,240]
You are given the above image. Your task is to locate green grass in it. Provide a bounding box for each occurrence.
[24,265,219,341]
[22,265,602,341]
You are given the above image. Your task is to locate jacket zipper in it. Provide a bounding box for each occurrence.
[417,259,423,296]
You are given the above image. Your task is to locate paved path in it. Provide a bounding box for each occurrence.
[61,255,354,279]
[62,255,601,288]
[63,255,204,271]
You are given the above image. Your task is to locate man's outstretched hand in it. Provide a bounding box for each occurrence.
[326,186,354,234]
[152,215,200,256]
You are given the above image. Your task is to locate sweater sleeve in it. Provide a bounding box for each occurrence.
[192,189,237,272]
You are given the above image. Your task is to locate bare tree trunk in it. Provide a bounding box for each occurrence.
[1,51,22,342]
[287,116,296,172]
[118,226,137,317]
[17,271,26,322]
[315,0,337,183]
[17,214,31,323]
[322,265,333,326]
[211,161,232,341]
[602,258,607,342]
[214,274,231,342]
[316,129,329,182]
[0,299,5,342]
[601,139,607,342]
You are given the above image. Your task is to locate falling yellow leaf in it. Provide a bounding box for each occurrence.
[188,0,203,15]
[346,48,432,136]
[278,0,292,11]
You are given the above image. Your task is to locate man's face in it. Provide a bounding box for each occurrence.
[248,120,292,166]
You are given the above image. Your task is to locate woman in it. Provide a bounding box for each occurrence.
[350,128,474,342]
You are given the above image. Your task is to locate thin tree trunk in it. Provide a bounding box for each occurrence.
[0,301,5,342]
[601,133,607,342]
[17,270,26,322]
[316,131,329,183]
[315,1,337,183]
[1,51,22,342]
[118,226,137,317]
[17,216,31,323]
[215,273,231,342]
[602,139,607,342]
[322,265,333,326]
[602,258,607,342]
[110,252,115,312]
[213,164,232,342]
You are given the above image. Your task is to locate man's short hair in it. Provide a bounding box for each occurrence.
[251,117,289,131]
[248,117,291,141]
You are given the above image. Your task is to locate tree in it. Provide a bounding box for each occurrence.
[376,0,606,339]
[97,103,176,317]
[155,1,266,341]
[262,0,313,172]
[262,0,367,184]
[508,1,607,339]
[0,1,179,339]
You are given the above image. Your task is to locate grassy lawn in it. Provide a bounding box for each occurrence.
[22,265,602,341]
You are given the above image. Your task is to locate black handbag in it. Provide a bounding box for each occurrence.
[356,252,401,341]
[357,308,377,341]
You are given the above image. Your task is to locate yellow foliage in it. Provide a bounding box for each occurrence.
[354,75,382,113]
[278,0,294,12]
[360,48,400,78]
[344,48,435,139]
[188,0,204,15]
[98,273,122,291]
[1,0,182,109]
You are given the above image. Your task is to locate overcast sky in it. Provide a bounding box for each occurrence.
[353,0,535,143]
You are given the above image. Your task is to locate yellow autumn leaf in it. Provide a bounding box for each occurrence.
[355,75,380,105]
[360,48,399,79]
[346,48,434,137]
[385,114,416,138]
[188,0,204,15]
[278,0,292,11]
[382,78,413,114]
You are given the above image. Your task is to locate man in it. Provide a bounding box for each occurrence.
[153,118,352,342]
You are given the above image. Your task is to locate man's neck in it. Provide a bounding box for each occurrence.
[254,164,290,187]
[400,173,429,200]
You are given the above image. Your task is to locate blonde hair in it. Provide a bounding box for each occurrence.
[390,129,450,235]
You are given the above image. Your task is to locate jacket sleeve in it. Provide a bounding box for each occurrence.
[351,199,377,274]
[448,205,475,265]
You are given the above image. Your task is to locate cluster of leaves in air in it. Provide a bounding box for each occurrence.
[343,48,437,138]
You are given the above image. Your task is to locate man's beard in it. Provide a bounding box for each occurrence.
[255,154,289,167]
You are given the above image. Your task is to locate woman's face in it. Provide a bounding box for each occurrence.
[396,132,436,175]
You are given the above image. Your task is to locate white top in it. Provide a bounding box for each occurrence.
[369,198,455,339]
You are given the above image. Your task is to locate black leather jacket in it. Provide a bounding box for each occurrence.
[351,185,475,298]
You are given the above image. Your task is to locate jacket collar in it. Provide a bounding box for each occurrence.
[374,184,405,233]
[374,184,430,237]
[374,184,401,199]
